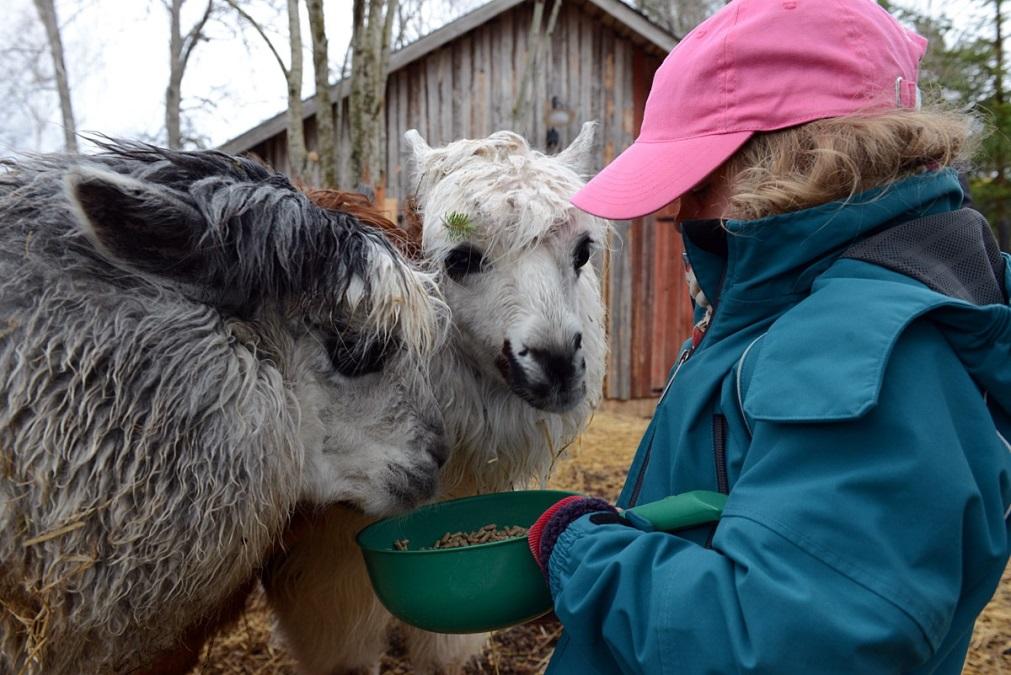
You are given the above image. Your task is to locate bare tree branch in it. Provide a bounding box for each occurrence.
[223,0,289,77]
[180,0,214,73]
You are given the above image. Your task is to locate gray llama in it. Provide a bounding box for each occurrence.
[0,142,448,674]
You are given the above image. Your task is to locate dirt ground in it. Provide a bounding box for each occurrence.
[195,408,1011,674]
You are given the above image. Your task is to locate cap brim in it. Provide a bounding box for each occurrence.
[571,132,754,220]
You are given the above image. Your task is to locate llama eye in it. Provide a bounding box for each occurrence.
[325,335,390,377]
[573,236,593,272]
[444,245,487,281]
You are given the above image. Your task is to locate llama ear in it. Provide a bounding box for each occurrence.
[66,165,206,278]
[404,129,432,158]
[556,121,598,178]
[404,129,433,186]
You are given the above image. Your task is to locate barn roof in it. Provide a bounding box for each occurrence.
[219,0,676,154]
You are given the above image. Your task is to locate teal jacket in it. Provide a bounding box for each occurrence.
[547,170,1011,674]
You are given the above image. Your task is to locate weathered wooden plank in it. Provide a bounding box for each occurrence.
[565,5,581,146]
[439,46,454,143]
[488,17,501,133]
[456,34,472,139]
[600,28,616,163]
[531,11,547,151]
[513,3,529,136]
[495,10,514,131]
[426,51,441,143]
[624,39,635,146]
[629,217,650,398]
[546,3,565,152]
[385,77,397,197]
[606,220,632,400]
[472,25,489,137]
[396,72,409,200]
[610,33,626,169]
[579,13,594,152]
[649,217,669,392]
[410,61,428,146]
[590,16,603,172]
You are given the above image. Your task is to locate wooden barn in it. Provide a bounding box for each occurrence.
[220,0,693,401]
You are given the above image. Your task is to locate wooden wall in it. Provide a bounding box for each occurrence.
[243,0,692,400]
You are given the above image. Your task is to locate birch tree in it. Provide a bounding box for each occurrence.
[306,0,337,186]
[349,0,398,194]
[165,0,214,149]
[32,0,77,152]
[226,0,308,180]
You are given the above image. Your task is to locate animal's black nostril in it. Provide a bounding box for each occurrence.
[573,332,583,351]
[518,345,529,357]
[528,347,577,384]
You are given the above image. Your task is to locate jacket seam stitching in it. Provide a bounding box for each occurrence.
[735,333,765,436]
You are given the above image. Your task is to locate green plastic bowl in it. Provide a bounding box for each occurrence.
[356,489,577,634]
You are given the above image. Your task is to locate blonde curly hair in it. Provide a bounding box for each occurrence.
[723,106,979,221]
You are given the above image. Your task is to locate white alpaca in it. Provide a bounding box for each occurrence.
[264,123,609,674]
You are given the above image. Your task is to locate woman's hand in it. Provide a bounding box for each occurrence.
[527,496,620,575]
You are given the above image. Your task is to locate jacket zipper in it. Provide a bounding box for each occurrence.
[712,414,730,495]
[705,414,730,548]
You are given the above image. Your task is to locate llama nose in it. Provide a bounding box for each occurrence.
[573,332,583,351]
[528,345,579,385]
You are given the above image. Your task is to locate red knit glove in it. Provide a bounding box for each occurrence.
[527,496,618,575]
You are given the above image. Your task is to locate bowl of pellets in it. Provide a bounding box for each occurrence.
[356,489,577,633]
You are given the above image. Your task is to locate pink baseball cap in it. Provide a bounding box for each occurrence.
[571,0,928,220]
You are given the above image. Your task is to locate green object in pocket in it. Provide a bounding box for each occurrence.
[356,489,725,634]
[625,490,728,531]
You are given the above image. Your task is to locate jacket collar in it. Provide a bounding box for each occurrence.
[680,170,965,336]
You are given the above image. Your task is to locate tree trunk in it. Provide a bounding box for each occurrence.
[223,0,305,179]
[350,0,399,194]
[32,0,76,152]
[286,0,308,181]
[166,0,184,148]
[166,0,213,149]
[307,0,337,186]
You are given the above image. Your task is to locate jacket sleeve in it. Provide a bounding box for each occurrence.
[546,322,1007,674]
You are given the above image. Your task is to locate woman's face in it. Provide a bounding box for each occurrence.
[672,165,734,224]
